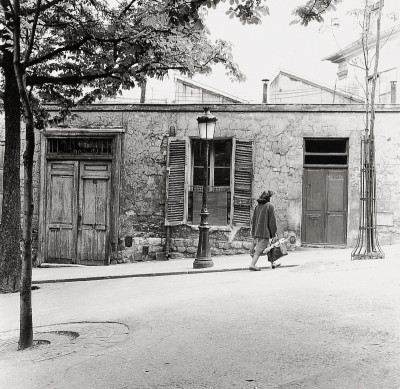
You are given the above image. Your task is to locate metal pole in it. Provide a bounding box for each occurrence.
[193,139,213,268]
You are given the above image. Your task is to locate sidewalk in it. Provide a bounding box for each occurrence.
[33,243,400,284]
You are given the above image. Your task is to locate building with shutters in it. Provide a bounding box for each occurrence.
[23,103,400,266]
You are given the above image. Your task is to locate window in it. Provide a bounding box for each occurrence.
[189,139,232,225]
[165,138,253,227]
[0,141,4,221]
[304,138,348,166]
[47,138,113,156]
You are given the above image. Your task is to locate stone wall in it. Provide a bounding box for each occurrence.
[35,104,400,262]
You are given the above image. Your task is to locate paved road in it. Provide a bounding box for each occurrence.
[1,253,400,388]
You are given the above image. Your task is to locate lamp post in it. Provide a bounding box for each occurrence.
[193,107,217,269]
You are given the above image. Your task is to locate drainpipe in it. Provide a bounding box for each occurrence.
[165,225,171,260]
[390,81,397,104]
[262,79,269,104]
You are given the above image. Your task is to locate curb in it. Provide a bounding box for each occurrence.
[32,265,276,284]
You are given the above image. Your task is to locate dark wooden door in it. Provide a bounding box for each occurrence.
[303,169,347,245]
[45,161,111,264]
[77,162,111,265]
[46,161,78,263]
[325,170,347,244]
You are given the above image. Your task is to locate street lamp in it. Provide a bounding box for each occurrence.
[193,107,217,269]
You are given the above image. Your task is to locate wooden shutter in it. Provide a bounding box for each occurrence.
[165,139,187,225]
[0,141,4,221]
[233,140,253,225]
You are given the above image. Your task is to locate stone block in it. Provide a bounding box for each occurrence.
[216,241,229,250]
[150,245,164,253]
[148,238,162,246]
[230,241,243,249]
[156,252,167,261]
[242,241,252,250]
[186,247,197,254]
[173,239,185,247]
[133,252,144,262]
[169,252,185,259]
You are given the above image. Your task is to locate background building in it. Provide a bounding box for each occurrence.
[323,25,400,104]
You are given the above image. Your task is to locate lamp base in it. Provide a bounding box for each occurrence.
[193,258,214,269]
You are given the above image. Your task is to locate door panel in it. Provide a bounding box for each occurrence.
[304,170,325,243]
[46,161,78,263]
[326,170,346,244]
[77,162,111,265]
[303,168,347,245]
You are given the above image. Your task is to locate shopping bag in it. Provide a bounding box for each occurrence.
[265,238,288,263]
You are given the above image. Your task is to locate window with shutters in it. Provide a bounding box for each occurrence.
[0,141,4,222]
[189,139,232,226]
[165,138,253,227]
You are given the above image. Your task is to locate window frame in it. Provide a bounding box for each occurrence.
[189,137,233,226]
[303,137,349,168]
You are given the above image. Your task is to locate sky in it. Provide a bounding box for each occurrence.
[115,0,400,104]
[195,0,400,102]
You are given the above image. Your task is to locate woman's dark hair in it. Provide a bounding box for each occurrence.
[257,190,273,204]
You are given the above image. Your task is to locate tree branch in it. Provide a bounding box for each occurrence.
[26,36,92,67]
[24,0,42,64]
[26,70,118,85]
[24,0,63,15]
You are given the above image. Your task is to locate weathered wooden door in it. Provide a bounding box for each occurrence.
[302,169,347,245]
[46,161,78,263]
[77,162,111,265]
[46,161,111,264]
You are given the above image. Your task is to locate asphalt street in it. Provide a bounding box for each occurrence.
[1,249,400,389]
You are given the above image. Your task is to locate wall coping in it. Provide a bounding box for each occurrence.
[44,103,400,114]
[43,127,125,135]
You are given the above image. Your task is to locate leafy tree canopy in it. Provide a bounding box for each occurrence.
[292,0,342,25]
[0,0,272,116]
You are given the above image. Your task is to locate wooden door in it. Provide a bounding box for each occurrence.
[325,170,347,245]
[77,162,111,265]
[302,169,347,245]
[46,161,78,263]
[303,169,325,244]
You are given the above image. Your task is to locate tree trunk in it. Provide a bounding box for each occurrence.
[140,79,147,103]
[0,52,22,293]
[10,0,35,349]
[18,121,34,350]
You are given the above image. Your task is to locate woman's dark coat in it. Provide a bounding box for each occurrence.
[251,202,277,239]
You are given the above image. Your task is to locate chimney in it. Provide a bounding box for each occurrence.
[390,81,397,104]
[262,79,269,104]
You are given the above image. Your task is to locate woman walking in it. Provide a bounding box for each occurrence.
[249,190,278,271]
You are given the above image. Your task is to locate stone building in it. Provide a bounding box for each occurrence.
[26,103,400,266]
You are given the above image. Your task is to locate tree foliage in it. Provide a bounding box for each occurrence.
[292,0,343,25]
[0,0,271,116]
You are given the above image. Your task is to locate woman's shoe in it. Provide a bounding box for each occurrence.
[272,263,281,269]
[249,266,261,271]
